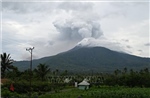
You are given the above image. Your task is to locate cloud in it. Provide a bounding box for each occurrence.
[2,2,57,14]
[145,43,150,46]
[58,2,94,11]
[122,39,129,42]
[2,2,34,13]
[126,45,132,49]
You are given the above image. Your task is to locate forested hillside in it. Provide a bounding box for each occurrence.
[14,46,150,73]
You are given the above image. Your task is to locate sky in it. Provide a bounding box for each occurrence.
[1,0,149,61]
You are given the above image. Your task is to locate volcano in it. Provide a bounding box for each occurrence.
[14,45,150,73]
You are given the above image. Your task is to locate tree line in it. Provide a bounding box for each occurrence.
[104,67,150,87]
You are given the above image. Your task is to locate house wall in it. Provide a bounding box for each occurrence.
[78,85,89,90]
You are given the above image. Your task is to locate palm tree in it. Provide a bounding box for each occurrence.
[1,53,14,78]
[144,68,149,73]
[34,63,50,81]
[123,67,127,74]
[55,69,59,76]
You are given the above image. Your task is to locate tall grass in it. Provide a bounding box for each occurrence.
[39,86,150,98]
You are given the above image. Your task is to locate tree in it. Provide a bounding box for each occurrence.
[34,63,50,81]
[123,67,127,74]
[114,69,121,76]
[6,66,20,81]
[1,53,14,78]
[144,68,149,73]
[55,69,59,76]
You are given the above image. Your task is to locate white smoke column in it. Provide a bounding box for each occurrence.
[53,19,103,41]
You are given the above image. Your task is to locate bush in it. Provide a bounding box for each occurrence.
[1,80,67,95]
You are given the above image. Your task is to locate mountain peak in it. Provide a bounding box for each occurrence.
[76,37,95,47]
[76,37,126,53]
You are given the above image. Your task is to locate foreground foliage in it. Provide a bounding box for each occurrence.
[1,53,15,78]
[39,86,150,98]
[2,86,150,98]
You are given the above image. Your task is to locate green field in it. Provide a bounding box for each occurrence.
[39,86,150,98]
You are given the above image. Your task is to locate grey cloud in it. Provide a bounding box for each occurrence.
[111,2,148,7]
[58,2,99,21]
[145,43,150,46]
[48,40,54,46]
[138,50,142,52]
[2,2,32,13]
[137,50,143,56]
[58,2,93,12]
[126,45,132,48]
[100,11,126,19]
[122,39,129,42]
[53,19,103,41]
[2,2,57,13]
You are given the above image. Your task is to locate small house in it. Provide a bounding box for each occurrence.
[78,80,90,90]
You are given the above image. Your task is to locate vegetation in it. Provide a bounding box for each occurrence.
[104,68,150,87]
[1,52,150,98]
[39,86,150,98]
[34,63,50,81]
[1,53,15,78]
[2,86,150,98]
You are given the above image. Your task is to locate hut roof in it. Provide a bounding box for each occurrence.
[78,80,90,86]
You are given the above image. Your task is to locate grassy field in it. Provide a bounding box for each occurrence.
[38,86,150,98]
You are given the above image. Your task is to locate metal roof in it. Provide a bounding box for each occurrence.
[78,80,90,85]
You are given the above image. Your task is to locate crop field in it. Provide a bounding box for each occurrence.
[39,86,150,98]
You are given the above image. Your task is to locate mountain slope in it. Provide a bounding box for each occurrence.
[14,46,150,73]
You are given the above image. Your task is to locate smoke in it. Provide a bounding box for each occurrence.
[53,15,127,53]
[52,2,103,43]
[52,2,126,53]
[53,19,103,42]
[77,37,128,53]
